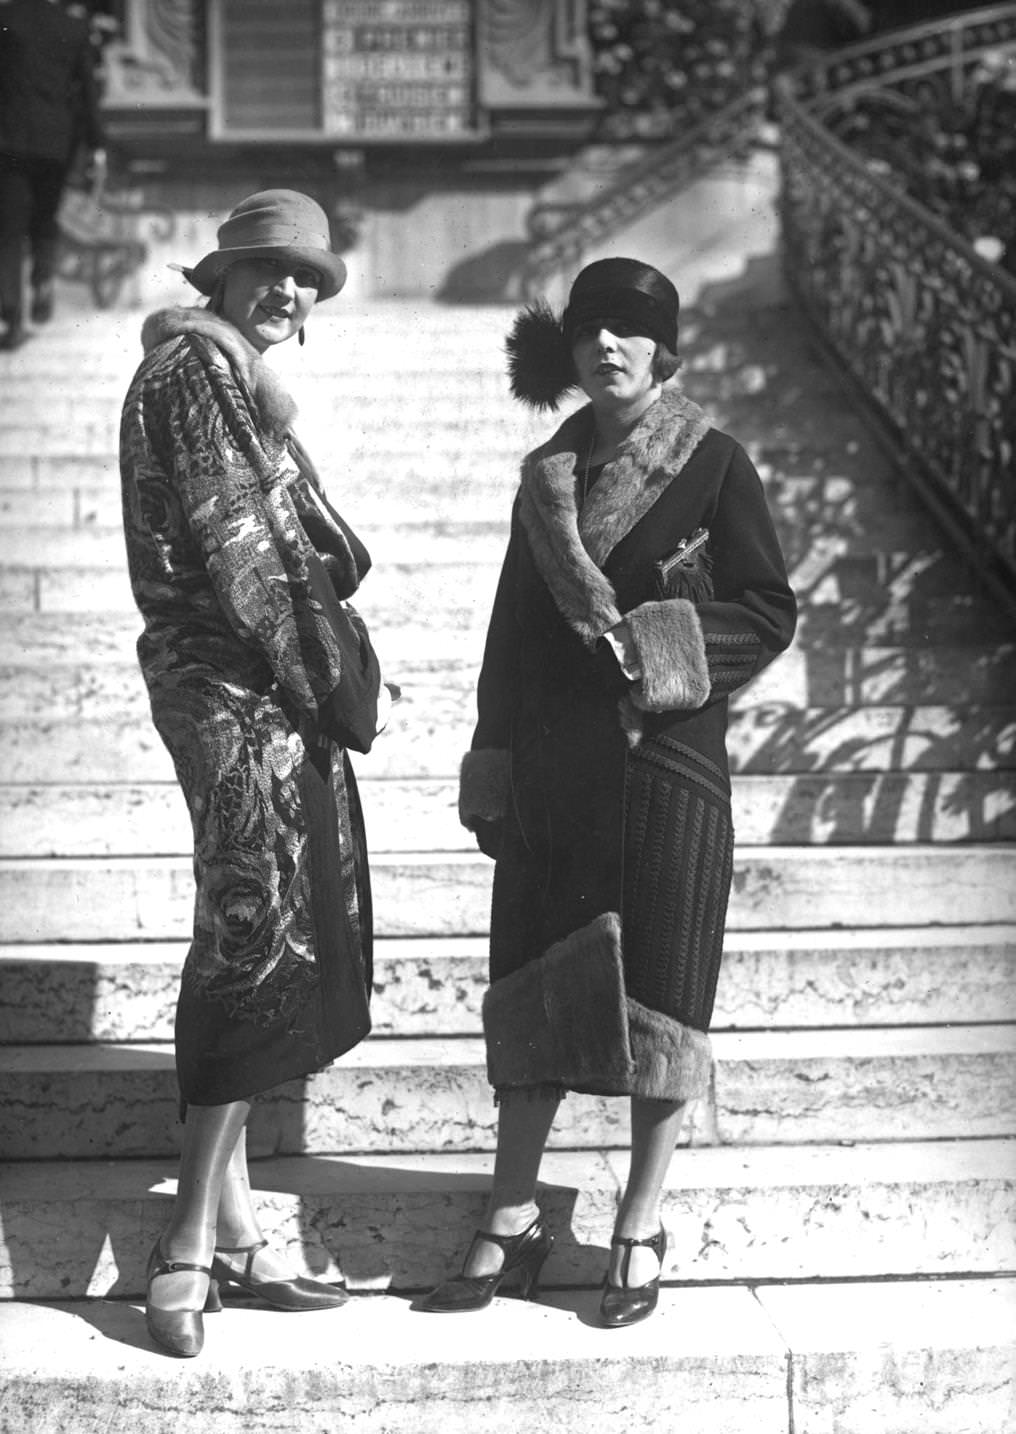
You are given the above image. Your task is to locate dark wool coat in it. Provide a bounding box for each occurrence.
[0,0,106,162]
[120,307,380,1106]
[460,388,797,1103]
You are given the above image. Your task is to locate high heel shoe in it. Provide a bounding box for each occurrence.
[599,1226,667,1328]
[210,1239,348,1311]
[417,1215,553,1313]
[145,1238,220,1358]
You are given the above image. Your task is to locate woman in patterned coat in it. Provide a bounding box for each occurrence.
[420,259,796,1326]
[120,190,388,1357]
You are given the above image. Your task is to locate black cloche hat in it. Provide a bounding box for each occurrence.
[506,257,680,410]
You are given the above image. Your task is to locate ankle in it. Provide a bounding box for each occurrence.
[483,1201,540,1237]
[161,1222,216,1259]
[613,1204,662,1240]
[214,1226,264,1251]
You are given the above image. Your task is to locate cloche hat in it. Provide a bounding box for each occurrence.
[182,189,347,301]
[506,257,680,410]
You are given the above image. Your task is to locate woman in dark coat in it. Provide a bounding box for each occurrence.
[120,190,388,1357]
[420,258,796,1326]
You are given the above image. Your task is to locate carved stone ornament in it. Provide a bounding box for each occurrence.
[102,0,204,107]
[478,0,596,107]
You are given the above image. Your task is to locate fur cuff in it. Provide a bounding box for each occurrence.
[483,913,636,1095]
[626,1001,713,1102]
[625,599,710,712]
[459,748,510,827]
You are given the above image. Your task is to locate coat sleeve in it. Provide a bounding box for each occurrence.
[150,347,358,723]
[624,442,797,712]
[459,498,524,830]
[72,19,106,152]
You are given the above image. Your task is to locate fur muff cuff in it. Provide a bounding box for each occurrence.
[626,1001,713,1103]
[459,748,511,828]
[625,598,710,712]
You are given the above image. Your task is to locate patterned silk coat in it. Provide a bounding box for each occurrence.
[459,389,797,1104]
[120,307,380,1106]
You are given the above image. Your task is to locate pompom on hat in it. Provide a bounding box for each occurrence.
[181,189,347,301]
[506,257,680,410]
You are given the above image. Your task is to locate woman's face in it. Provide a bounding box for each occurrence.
[219,256,320,352]
[571,319,658,410]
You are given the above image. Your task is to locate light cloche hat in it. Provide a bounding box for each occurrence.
[182,189,347,301]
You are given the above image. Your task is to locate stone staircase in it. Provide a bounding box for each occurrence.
[0,276,1015,1433]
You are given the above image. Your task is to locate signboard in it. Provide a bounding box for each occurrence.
[322,0,473,137]
[213,0,475,142]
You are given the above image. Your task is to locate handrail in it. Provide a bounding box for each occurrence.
[789,2,1016,104]
[776,4,1016,609]
[520,88,765,299]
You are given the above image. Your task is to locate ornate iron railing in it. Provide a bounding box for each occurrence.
[520,87,765,299]
[57,181,177,309]
[776,5,1016,607]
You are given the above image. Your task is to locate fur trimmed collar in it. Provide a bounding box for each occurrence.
[140,306,298,439]
[518,388,712,647]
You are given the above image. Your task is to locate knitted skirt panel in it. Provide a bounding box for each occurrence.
[622,732,734,1032]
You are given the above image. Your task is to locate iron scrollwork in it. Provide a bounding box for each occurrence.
[57,185,177,309]
[777,5,1016,603]
[521,89,764,298]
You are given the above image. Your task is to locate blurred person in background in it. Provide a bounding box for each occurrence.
[0,0,106,349]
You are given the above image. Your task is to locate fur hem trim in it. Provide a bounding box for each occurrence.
[140,306,298,438]
[493,1083,566,1107]
[459,748,511,826]
[482,910,715,1101]
[626,598,710,711]
[626,1002,713,1102]
[483,913,636,1093]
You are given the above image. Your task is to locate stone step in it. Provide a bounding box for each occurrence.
[2,845,1014,943]
[0,519,512,572]
[7,622,1013,713]
[0,419,544,460]
[2,562,1010,650]
[2,612,1012,717]
[0,370,520,406]
[0,457,918,514]
[3,519,997,625]
[0,486,974,577]
[3,768,1013,858]
[2,1026,1014,1160]
[1,703,1013,784]
[0,1141,1011,1298]
[2,1276,1013,1434]
[1,926,1012,1044]
[0,389,532,427]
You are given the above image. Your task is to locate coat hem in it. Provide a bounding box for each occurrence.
[483,911,714,1103]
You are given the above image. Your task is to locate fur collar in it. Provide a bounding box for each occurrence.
[519,388,712,648]
[140,306,298,439]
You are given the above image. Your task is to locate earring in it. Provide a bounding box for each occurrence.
[298,326,306,347]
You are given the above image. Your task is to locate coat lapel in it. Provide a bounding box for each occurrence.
[580,388,712,565]
[518,388,712,648]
